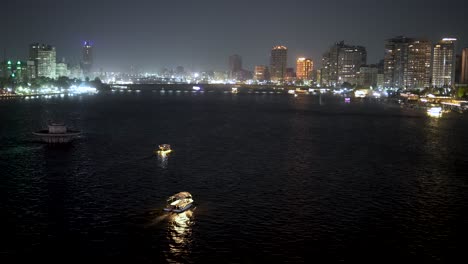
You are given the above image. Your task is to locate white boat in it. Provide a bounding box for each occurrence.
[164,192,194,213]
[157,144,172,153]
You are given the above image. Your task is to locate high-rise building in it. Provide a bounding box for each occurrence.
[460,48,468,84]
[27,60,36,80]
[321,41,366,86]
[29,43,56,79]
[228,54,242,79]
[254,65,269,82]
[270,46,288,82]
[432,38,457,88]
[296,58,313,81]
[81,41,93,76]
[384,36,432,89]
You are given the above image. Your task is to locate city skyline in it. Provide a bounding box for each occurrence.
[2,0,467,72]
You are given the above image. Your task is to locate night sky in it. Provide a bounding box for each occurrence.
[3,0,467,72]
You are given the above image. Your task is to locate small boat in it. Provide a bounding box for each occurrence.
[157,144,172,153]
[164,192,194,213]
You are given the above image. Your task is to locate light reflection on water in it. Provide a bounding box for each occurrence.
[165,209,195,263]
[157,152,169,168]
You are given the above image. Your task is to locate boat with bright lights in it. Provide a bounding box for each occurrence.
[426,104,443,118]
[157,144,172,154]
[164,192,194,213]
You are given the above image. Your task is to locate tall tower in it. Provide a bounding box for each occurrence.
[82,41,93,76]
[432,38,456,88]
[270,46,288,82]
[461,48,468,84]
[296,58,313,81]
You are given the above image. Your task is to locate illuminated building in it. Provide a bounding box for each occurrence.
[296,58,313,80]
[69,64,84,80]
[270,46,288,82]
[254,65,269,81]
[0,60,28,85]
[321,41,366,87]
[81,41,93,76]
[460,48,468,84]
[27,60,36,79]
[377,74,384,89]
[432,38,457,88]
[56,62,69,78]
[29,43,56,79]
[384,36,432,89]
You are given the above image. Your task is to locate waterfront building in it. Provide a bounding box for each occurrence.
[56,62,70,78]
[27,60,36,80]
[461,48,468,84]
[357,65,378,88]
[296,58,313,81]
[270,46,288,82]
[384,36,432,89]
[0,60,11,79]
[229,54,242,79]
[1,60,29,83]
[29,43,56,79]
[285,67,295,82]
[321,41,366,86]
[377,74,384,89]
[69,64,84,80]
[254,65,269,82]
[81,41,93,76]
[213,71,228,81]
[432,38,457,88]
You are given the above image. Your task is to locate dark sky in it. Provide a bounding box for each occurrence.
[2,0,467,72]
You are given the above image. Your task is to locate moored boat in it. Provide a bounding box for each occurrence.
[33,123,81,144]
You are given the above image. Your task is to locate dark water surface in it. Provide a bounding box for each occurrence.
[0,92,467,263]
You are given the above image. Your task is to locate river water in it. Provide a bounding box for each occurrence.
[0,91,467,263]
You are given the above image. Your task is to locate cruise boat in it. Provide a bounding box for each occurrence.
[164,192,194,213]
[157,144,172,153]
